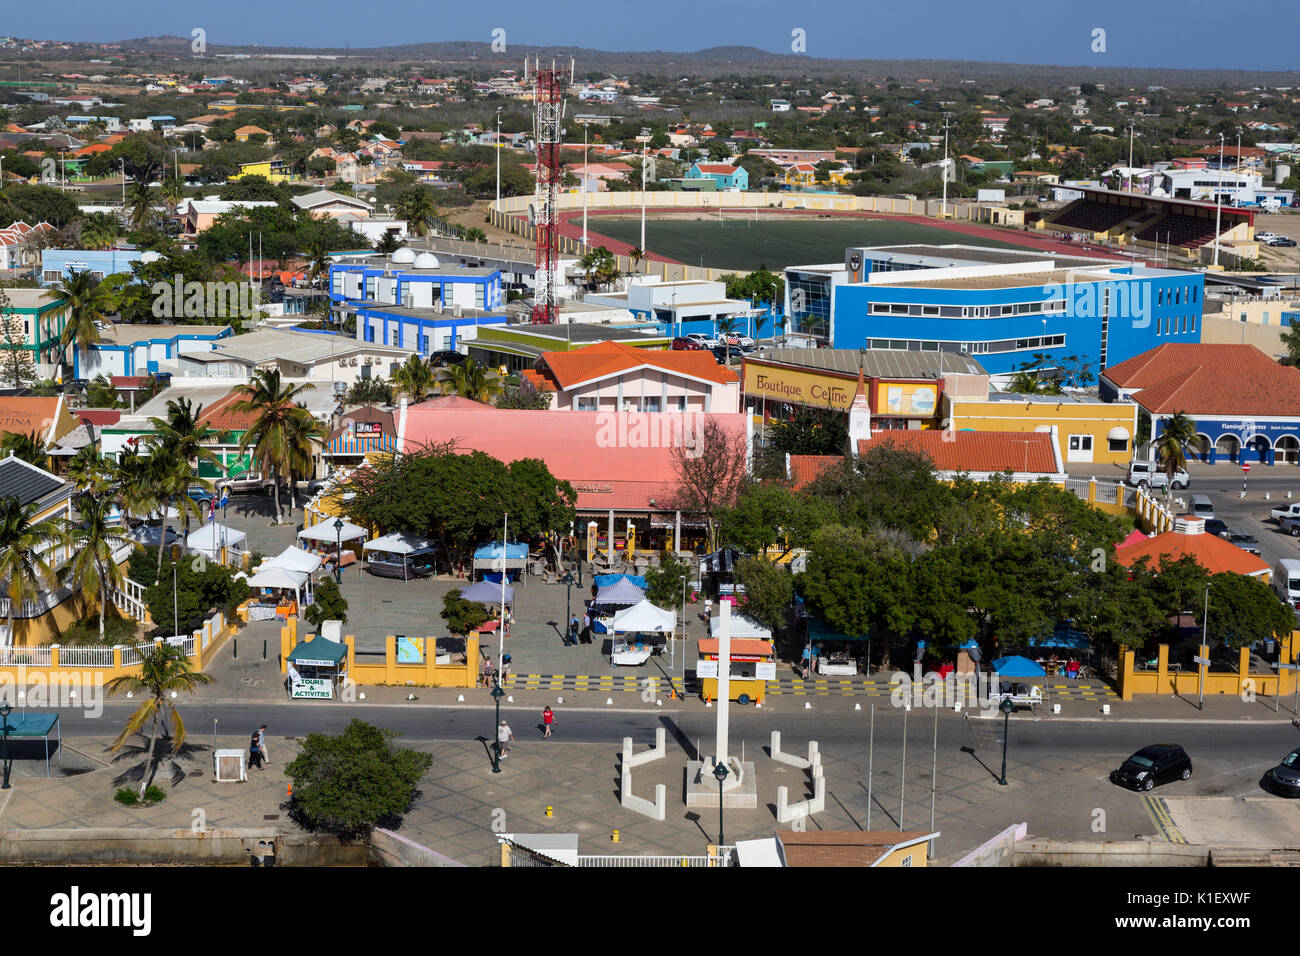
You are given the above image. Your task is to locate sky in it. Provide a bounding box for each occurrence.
[10,0,1300,72]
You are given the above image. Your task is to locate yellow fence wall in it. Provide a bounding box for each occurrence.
[1118,633,1299,701]
[279,616,478,689]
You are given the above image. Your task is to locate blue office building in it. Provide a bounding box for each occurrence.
[329,248,508,354]
[785,245,1205,376]
[41,248,148,285]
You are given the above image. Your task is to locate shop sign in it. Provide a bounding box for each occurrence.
[696,659,719,678]
[744,364,855,410]
[291,678,333,700]
[756,662,777,681]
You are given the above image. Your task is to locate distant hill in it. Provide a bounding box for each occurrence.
[31,36,1300,88]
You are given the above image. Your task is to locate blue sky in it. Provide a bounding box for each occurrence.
[12,0,1300,72]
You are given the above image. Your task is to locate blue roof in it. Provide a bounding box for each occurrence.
[594,573,647,589]
[991,655,1046,678]
[474,541,528,560]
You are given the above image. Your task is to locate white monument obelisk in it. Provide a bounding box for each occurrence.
[715,599,732,769]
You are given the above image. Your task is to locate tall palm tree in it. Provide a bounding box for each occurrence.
[0,429,47,469]
[281,405,326,512]
[145,398,218,579]
[629,246,645,274]
[441,357,503,404]
[230,369,316,524]
[66,494,131,641]
[80,212,120,251]
[304,235,332,288]
[391,354,436,402]
[159,176,184,218]
[1155,411,1198,497]
[111,450,159,533]
[106,641,213,798]
[127,179,155,231]
[396,189,437,237]
[0,495,72,645]
[48,270,108,379]
[68,445,112,497]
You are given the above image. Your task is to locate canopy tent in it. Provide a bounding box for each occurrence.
[247,565,309,591]
[709,614,773,641]
[611,599,677,633]
[363,532,436,555]
[1120,528,1148,548]
[128,524,181,548]
[298,520,369,543]
[460,580,514,605]
[991,655,1046,678]
[698,548,741,575]
[594,578,646,607]
[266,545,323,575]
[0,712,60,777]
[594,573,648,590]
[1027,626,1090,651]
[473,540,529,572]
[187,522,247,560]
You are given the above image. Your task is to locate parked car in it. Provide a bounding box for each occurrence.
[186,485,215,506]
[1257,232,1279,242]
[685,332,717,348]
[1269,237,1298,247]
[217,472,275,494]
[671,336,706,350]
[428,350,468,367]
[1280,516,1300,537]
[1222,531,1261,554]
[1203,518,1229,537]
[1270,502,1300,523]
[1127,460,1189,490]
[1261,747,1300,797]
[1110,744,1192,791]
[724,332,755,348]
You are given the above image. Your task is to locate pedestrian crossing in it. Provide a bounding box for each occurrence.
[504,674,1119,700]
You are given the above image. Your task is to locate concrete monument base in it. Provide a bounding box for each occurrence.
[684,760,758,809]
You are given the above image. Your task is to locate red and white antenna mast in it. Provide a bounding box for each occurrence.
[525,56,572,324]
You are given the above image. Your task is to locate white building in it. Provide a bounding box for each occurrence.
[175,327,410,384]
[1159,168,1263,205]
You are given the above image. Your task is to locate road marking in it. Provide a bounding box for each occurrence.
[1142,795,1188,844]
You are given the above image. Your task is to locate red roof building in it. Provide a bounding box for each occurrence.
[858,429,1064,478]
[1114,515,1268,577]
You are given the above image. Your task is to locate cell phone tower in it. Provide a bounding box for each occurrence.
[525,56,573,324]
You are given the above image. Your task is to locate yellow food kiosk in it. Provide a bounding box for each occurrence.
[696,638,776,705]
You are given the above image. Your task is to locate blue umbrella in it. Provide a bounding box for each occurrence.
[991,655,1046,678]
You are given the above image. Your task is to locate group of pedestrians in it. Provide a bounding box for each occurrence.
[494,706,557,760]
[564,613,594,646]
[248,724,270,769]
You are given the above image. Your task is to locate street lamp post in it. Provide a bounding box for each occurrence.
[333,517,345,584]
[562,572,575,643]
[712,760,729,847]
[495,108,502,208]
[490,682,505,773]
[0,698,11,789]
[998,696,1015,785]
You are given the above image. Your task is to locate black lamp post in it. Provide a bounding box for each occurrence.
[0,697,12,790]
[333,517,344,584]
[490,682,506,774]
[998,696,1015,786]
[712,760,729,846]
[562,572,575,642]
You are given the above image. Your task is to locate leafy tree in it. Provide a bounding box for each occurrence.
[0,184,80,227]
[106,641,214,798]
[461,162,532,198]
[135,548,251,633]
[218,174,288,204]
[644,550,692,611]
[767,406,848,457]
[304,575,349,630]
[495,382,552,410]
[394,188,438,237]
[801,524,913,644]
[345,377,393,405]
[718,482,832,556]
[0,286,34,388]
[734,557,793,635]
[441,589,493,635]
[284,719,433,840]
[669,418,748,552]
[1204,572,1295,650]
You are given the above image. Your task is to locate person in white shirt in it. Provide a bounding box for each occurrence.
[497,720,514,759]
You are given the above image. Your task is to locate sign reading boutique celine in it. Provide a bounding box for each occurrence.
[743,364,855,410]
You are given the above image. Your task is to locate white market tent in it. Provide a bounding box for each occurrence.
[298,520,369,544]
[594,579,646,607]
[187,522,248,560]
[363,532,436,555]
[709,615,773,640]
[267,545,323,575]
[247,566,309,591]
[128,524,181,548]
[611,599,676,633]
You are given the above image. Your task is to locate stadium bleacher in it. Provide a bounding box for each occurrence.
[1047,199,1137,234]
[1135,213,1222,249]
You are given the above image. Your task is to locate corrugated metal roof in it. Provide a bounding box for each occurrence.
[748,349,986,379]
[0,455,65,507]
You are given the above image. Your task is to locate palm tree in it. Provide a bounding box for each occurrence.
[47,270,108,379]
[106,641,213,799]
[66,494,131,641]
[127,179,155,231]
[374,233,402,256]
[1155,411,1198,496]
[80,212,120,251]
[391,354,436,402]
[440,358,503,404]
[280,406,325,512]
[159,176,184,218]
[230,369,316,524]
[0,495,72,645]
[396,189,437,237]
[68,445,112,496]
[111,451,159,533]
[304,235,332,288]
[1,429,47,469]
[629,246,645,273]
[146,397,219,578]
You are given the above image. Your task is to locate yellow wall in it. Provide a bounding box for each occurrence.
[1118,633,1300,700]
[949,396,1138,466]
[877,842,930,867]
[279,616,478,689]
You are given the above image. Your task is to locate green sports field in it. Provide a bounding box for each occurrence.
[589,215,1022,271]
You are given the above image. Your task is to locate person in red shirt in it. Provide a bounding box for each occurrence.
[542,706,555,738]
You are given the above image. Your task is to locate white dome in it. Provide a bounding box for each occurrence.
[413,252,441,270]
[140,251,162,264]
[390,247,416,264]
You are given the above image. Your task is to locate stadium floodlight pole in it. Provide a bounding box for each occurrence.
[640,140,647,255]
[582,122,589,246]
[1213,134,1225,267]
[495,108,502,208]
[941,114,950,217]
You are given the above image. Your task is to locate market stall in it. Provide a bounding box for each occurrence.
[589,577,647,634]
[362,532,437,580]
[460,580,514,605]
[186,522,248,563]
[473,541,529,580]
[989,655,1048,710]
[286,637,349,700]
[809,618,868,676]
[245,565,309,619]
[297,519,369,571]
[696,637,775,705]
[609,599,675,666]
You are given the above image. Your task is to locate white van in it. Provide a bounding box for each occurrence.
[1274,559,1300,612]
[1190,495,1215,521]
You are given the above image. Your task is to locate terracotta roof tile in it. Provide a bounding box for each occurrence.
[538,340,736,390]
[1114,522,1269,577]
[198,390,260,433]
[788,454,842,490]
[859,430,1060,474]
[1103,345,1300,416]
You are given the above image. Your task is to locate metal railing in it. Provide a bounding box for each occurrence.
[110,576,149,623]
[1094,481,1120,505]
[58,646,115,668]
[1063,478,1090,500]
[0,647,52,667]
[577,850,732,867]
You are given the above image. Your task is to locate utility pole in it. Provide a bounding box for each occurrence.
[941,114,950,217]
[1127,118,1135,193]
[640,140,647,254]
[582,122,589,246]
[495,107,502,208]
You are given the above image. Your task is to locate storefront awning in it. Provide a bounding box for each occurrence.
[1108,426,1131,441]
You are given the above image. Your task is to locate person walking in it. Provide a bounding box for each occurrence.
[248,731,264,770]
[482,657,496,687]
[800,643,811,680]
[257,725,269,765]
[496,720,514,759]
[541,705,555,738]
[568,615,580,646]
[501,652,512,685]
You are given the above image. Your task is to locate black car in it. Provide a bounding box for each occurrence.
[1110,744,1192,791]
[1262,748,1300,797]
[428,350,468,367]
[1269,237,1298,247]
[1204,518,1229,537]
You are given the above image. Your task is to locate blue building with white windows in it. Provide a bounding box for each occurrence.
[784,245,1205,377]
[41,248,150,285]
[329,248,509,354]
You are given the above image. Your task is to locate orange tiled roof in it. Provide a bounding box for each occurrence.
[537,340,736,390]
[1114,523,1269,577]
[1106,345,1300,417]
[197,390,260,433]
[788,454,841,490]
[860,430,1060,474]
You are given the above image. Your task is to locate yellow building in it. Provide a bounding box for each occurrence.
[945,390,1138,467]
[230,158,296,182]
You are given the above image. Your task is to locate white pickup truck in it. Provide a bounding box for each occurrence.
[1271,503,1300,523]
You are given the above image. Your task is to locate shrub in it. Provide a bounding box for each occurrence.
[142,785,166,803]
[62,607,138,646]
[114,787,139,806]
